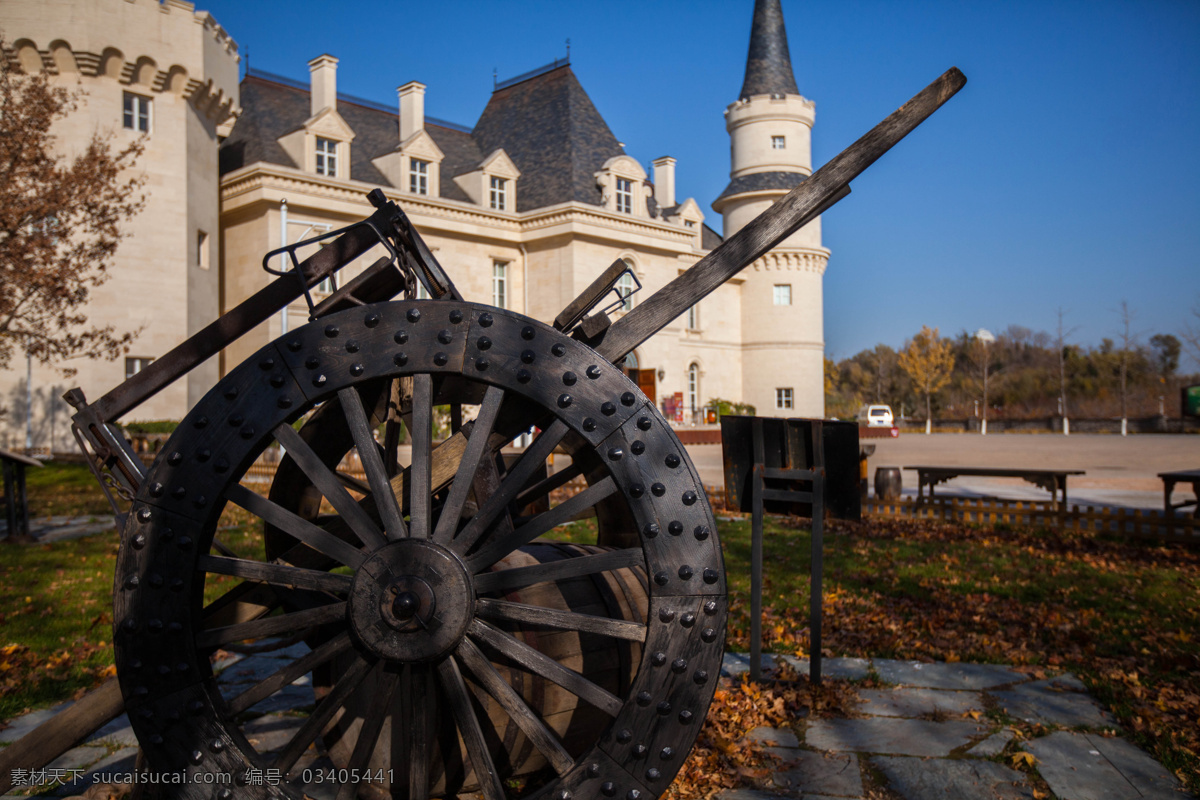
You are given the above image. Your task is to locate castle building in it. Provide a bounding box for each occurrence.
[0,0,825,451]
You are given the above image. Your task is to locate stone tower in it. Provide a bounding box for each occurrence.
[713,0,829,417]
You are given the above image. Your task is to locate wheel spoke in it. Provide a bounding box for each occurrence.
[276,654,377,775]
[226,484,365,569]
[335,470,371,495]
[431,386,506,545]
[454,420,568,555]
[339,386,408,540]
[513,461,583,511]
[227,631,353,714]
[467,477,617,572]
[409,373,434,538]
[475,598,646,642]
[455,637,574,776]
[275,422,386,551]
[198,555,353,594]
[402,665,432,800]
[197,602,347,648]
[435,656,505,800]
[474,547,644,594]
[334,669,399,800]
[468,619,622,717]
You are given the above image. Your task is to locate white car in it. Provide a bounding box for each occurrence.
[860,405,894,428]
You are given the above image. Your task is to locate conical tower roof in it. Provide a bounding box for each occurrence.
[738,0,799,99]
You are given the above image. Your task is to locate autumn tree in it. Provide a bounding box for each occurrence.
[898,325,954,434]
[0,42,144,380]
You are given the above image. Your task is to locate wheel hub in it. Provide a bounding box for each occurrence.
[349,539,473,663]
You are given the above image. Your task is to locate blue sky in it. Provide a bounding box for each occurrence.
[199,0,1200,365]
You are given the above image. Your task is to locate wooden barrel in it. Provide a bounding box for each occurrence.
[318,541,648,797]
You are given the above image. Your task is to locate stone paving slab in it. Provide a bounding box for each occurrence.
[772,751,863,797]
[51,746,138,796]
[806,718,987,757]
[1027,731,1194,800]
[855,687,983,718]
[873,659,1026,690]
[84,713,137,747]
[0,703,71,743]
[243,713,305,753]
[872,755,1033,800]
[967,729,1016,757]
[990,683,1115,728]
[746,726,800,749]
[44,744,106,772]
[780,656,872,682]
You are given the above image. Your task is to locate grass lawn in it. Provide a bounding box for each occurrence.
[1,467,1196,793]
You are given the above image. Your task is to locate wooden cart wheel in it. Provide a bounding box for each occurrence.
[112,300,726,799]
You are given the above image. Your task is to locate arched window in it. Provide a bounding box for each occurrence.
[687,362,700,416]
[622,351,639,380]
[616,260,636,311]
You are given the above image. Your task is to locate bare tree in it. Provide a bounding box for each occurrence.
[898,325,954,434]
[0,42,144,376]
[967,329,999,434]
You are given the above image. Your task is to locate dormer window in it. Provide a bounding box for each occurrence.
[771,135,786,150]
[490,177,507,210]
[685,220,695,228]
[410,158,429,195]
[315,137,338,176]
[615,178,633,214]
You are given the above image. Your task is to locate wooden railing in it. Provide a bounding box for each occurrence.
[864,496,1199,542]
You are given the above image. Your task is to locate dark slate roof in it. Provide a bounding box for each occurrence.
[714,171,807,204]
[473,65,626,212]
[702,223,723,251]
[739,0,799,99]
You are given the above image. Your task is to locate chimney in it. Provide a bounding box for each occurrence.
[652,156,676,209]
[308,54,338,116]
[398,81,426,141]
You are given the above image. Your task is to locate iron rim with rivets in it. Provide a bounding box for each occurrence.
[113,300,726,799]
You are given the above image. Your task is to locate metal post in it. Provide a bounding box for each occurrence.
[750,418,765,682]
[810,421,825,685]
[279,199,289,335]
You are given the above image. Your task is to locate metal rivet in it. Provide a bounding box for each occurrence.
[621,392,636,406]
[193,495,208,509]
[521,325,535,339]
[240,425,255,440]
[678,565,694,580]
[631,441,645,455]
[628,790,641,800]
[170,578,184,591]
[306,356,320,369]
[287,340,302,352]
[346,340,360,353]
[130,659,143,671]
[193,416,208,429]
[477,336,492,350]
[324,325,339,338]
[557,791,572,800]
[312,374,327,387]
[216,789,234,800]
[407,308,421,323]
[434,352,448,366]
[270,374,285,388]
[702,627,717,642]
[601,782,616,797]
[694,669,709,684]
[562,371,577,386]
[366,313,381,327]
[637,416,652,431]
[394,353,408,366]
[704,568,719,584]
[672,658,687,673]
[209,739,224,753]
[521,350,536,364]
[449,310,463,324]
[659,608,675,622]
[160,528,173,540]
[643,522,659,537]
[148,483,163,498]
[168,452,183,466]
[148,619,163,632]
[124,575,140,590]
[657,701,672,715]
[190,750,203,764]
[630,483,644,498]
[666,453,681,468]
[350,363,364,377]
[172,486,186,500]
[137,507,152,522]
[583,418,597,432]
[148,574,163,588]
[586,365,601,379]
[683,490,698,505]
[633,744,648,757]
[177,536,192,550]
[678,710,694,724]
[223,387,239,400]
[479,312,494,327]
[518,369,532,383]
[607,447,623,460]
[157,664,171,676]
[652,652,667,667]
[660,746,675,759]
[704,599,719,615]
[636,691,651,706]
[681,612,696,628]
[654,571,669,586]
[557,394,573,408]
[394,330,409,344]
[228,414,244,427]
[617,729,632,743]
[551,343,566,356]
[132,534,146,549]
[587,763,600,778]
[278,397,293,409]
[133,685,148,696]
[215,458,229,474]
[646,768,661,781]
[438,329,453,344]
[476,358,489,371]
[188,699,204,714]
[176,662,188,672]
[149,733,163,745]
[668,521,683,535]
[259,357,275,370]
[601,402,616,416]
[695,525,710,540]
[651,483,666,497]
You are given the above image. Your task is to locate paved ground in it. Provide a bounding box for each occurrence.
[2,650,1193,799]
[684,432,1200,511]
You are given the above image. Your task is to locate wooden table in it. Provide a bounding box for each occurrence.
[1,449,42,541]
[1158,469,1200,517]
[907,466,1085,511]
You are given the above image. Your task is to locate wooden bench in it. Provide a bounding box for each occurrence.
[1,449,43,541]
[1159,469,1200,518]
[907,465,1085,511]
